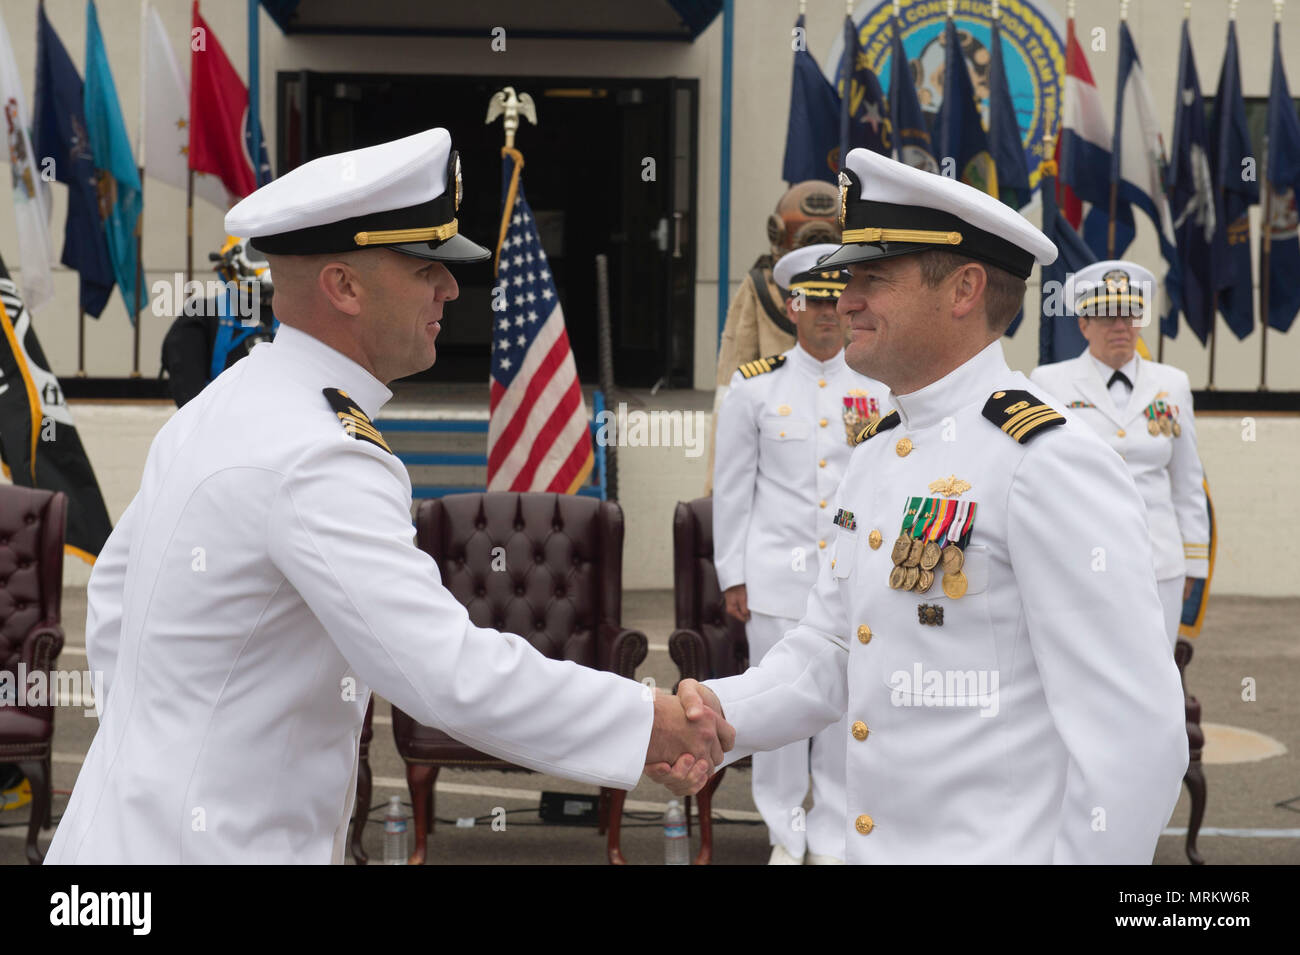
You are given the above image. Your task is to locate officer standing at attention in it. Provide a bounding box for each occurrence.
[648,148,1187,864]
[713,243,890,865]
[45,129,731,864]
[704,181,841,494]
[1029,261,1209,647]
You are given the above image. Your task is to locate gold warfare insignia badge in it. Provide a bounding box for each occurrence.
[928,475,972,498]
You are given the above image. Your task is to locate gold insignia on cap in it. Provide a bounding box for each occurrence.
[454,153,463,211]
[929,475,972,498]
[838,171,850,227]
[354,221,459,245]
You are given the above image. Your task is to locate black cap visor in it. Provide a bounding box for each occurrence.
[816,240,932,271]
[389,232,491,263]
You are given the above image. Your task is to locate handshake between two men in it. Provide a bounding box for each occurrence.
[643,681,732,796]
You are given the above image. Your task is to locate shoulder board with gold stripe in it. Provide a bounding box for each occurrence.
[853,410,900,445]
[323,387,394,455]
[981,389,1065,444]
[737,354,787,379]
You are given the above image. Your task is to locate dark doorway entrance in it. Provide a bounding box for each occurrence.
[276,72,698,388]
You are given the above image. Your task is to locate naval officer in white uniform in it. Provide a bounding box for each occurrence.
[45,129,730,864]
[713,244,890,865]
[1030,261,1209,646]
[648,149,1187,864]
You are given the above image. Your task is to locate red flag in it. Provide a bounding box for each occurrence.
[188,1,256,199]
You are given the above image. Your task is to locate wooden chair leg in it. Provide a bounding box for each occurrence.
[17,757,48,866]
[350,743,372,865]
[693,768,725,866]
[1183,758,1207,865]
[606,789,628,865]
[597,787,609,835]
[406,763,438,865]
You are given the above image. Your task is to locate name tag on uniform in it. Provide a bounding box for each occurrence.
[833,508,857,531]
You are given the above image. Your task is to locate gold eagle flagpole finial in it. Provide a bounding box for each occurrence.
[485,86,538,149]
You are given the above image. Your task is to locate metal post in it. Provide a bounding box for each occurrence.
[248,0,264,186]
[717,0,734,349]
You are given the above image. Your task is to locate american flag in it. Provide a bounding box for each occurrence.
[487,148,593,493]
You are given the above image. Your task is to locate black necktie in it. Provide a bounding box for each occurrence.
[1107,370,1132,390]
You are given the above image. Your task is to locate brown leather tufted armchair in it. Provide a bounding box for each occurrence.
[388,492,648,865]
[0,486,66,864]
[667,497,749,865]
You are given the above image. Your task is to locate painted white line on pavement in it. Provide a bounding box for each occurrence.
[1162,827,1300,838]
[369,774,763,821]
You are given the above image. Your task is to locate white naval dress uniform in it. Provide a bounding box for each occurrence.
[45,324,654,864]
[712,342,890,860]
[1030,349,1209,645]
[705,341,1188,864]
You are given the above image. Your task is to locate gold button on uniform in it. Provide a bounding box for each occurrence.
[818,539,827,549]
[818,378,827,388]
[855,814,875,835]
[819,499,827,508]
[868,529,882,549]
[779,431,786,437]
[856,624,872,644]
[895,437,912,457]
[1116,429,1126,438]
[819,418,828,428]
[819,459,826,468]
[851,721,869,741]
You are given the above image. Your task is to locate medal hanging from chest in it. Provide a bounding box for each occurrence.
[889,497,973,596]
[842,393,880,445]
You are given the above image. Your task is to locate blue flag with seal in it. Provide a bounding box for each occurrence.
[838,13,890,165]
[32,1,114,318]
[1039,153,1093,365]
[987,14,1030,211]
[934,15,997,197]
[84,0,143,322]
[1209,19,1258,340]
[783,13,840,185]
[1167,19,1226,344]
[1266,20,1300,332]
[886,13,935,171]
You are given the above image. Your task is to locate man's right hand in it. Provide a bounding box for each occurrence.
[644,681,731,796]
[723,584,750,622]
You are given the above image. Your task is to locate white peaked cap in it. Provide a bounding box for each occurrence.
[225,128,489,263]
[822,148,1057,279]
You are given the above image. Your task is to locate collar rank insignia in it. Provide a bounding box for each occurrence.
[738,354,786,379]
[833,508,856,531]
[982,390,1064,444]
[323,388,393,455]
[853,409,901,445]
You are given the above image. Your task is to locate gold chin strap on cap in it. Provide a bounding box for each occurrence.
[354,219,459,246]
[840,227,963,245]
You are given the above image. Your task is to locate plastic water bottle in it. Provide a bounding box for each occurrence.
[383,796,409,865]
[664,799,689,865]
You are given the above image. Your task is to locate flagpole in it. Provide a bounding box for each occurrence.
[1260,135,1272,391]
[134,0,147,378]
[186,170,194,283]
[134,172,143,377]
[1108,0,1127,259]
[77,309,85,376]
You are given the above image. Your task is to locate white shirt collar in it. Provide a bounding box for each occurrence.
[787,342,847,377]
[1088,349,1139,386]
[270,323,394,419]
[891,339,1008,431]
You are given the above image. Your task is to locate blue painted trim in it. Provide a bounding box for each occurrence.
[717,0,734,350]
[399,452,488,466]
[373,419,488,433]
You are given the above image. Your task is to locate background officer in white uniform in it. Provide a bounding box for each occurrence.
[650,149,1187,863]
[46,129,730,864]
[713,244,890,865]
[1030,261,1209,646]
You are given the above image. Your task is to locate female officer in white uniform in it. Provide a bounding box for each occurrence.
[1030,261,1209,646]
